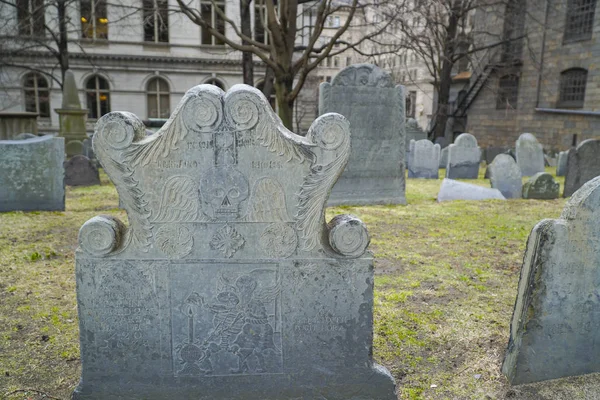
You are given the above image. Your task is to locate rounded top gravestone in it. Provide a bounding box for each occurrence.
[331,63,394,87]
[516,133,545,177]
[563,139,600,197]
[488,154,522,199]
[522,172,560,199]
[445,133,480,179]
[454,133,478,148]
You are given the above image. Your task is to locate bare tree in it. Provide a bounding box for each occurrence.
[175,0,401,129]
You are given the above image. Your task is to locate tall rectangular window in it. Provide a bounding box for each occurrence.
[501,0,526,63]
[564,0,597,43]
[143,0,169,43]
[17,0,45,37]
[81,0,108,39]
[254,0,268,44]
[406,91,416,118]
[201,0,225,45]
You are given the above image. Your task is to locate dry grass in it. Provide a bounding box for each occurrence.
[0,168,584,400]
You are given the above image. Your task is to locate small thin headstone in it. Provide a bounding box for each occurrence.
[319,64,406,205]
[516,133,545,177]
[445,133,480,179]
[73,84,397,399]
[82,138,95,160]
[488,154,522,199]
[563,139,600,197]
[408,139,440,179]
[405,118,427,161]
[556,151,568,176]
[0,135,65,211]
[64,155,100,187]
[502,176,600,384]
[439,146,449,169]
[522,172,559,199]
[437,179,505,202]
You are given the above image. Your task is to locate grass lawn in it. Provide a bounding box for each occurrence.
[0,168,577,399]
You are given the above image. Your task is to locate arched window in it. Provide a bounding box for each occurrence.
[23,73,50,117]
[496,74,519,109]
[564,0,596,43]
[559,68,587,108]
[85,75,110,119]
[205,78,225,90]
[147,77,170,118]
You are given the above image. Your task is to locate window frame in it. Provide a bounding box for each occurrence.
[201,0,225,46]
[564,0,597,43]
[143,0,169,43]
[80,0,108,40]
[146,77,170,119]
[496,74,520,110]
[85,75,111,119]
[558,68,588,108]
[254,0,269,45]
[23,73,50,118]
[17,0,45,37]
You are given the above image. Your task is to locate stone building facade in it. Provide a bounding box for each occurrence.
[465,0,600,151]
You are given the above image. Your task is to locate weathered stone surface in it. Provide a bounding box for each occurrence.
[0,135,65,211]
[516,133,545,177]
[405,118,427,159]
[556,150,568,176]
[445,133,480,179]
[522,172,560,199]
[437,179,505,202]
[564,139,600,197]
[64,155,100,186]
[439,146,449,169]
[502,176,600,384]
[488,154,522,199]
[319,64,406,205]
[56,69,88,157]
[15,132,37,140]
[82,138,95,160]
[73,84,396,400]
[408,139,440,179]
[0,111,38,140]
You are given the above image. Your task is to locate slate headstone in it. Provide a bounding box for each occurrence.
[319,64,406,205]
[408,139,440,179]
[0,135,65,211]
[516,133,545,177]
[488,154,522,199]
[563,139,600,197]
[439,146,449,169]
[82,138,95,160]
[64,155,100,186]
[522,172,559,199]
[556,150,568,177]
[73,84,397,399]
[405,118,427,159]
[437,179,505,202]
[445,133,480,179]
[503,176,600,384]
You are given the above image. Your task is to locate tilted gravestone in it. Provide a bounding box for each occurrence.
[0,135,65,211]
[503,176,600,384]
[319,64,406,205]
[488,154,522,199]
[556,150,568,177]
[437,179,505,202]
[515,133,544,177]
[73,84,397,399]
[522,172,560,200]
[408,139,440,179]
[64,155,100,186]
[563,139,600,198]
[445,133,480,179]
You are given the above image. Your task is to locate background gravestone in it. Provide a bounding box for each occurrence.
[56,69,88,157]
[319,64,406,205]
[556,150,568,176]
[563,139,600,197]
[488,154,522,199]
[405,118,427,161]
[516,133,545,177]
[0,135,65,211]
[522,172,560,199]
[408,139,440,179]
[74,84,397,399]
[64,155,100,186]
[503,176,600,384]
[445,133,480,179]
[437,179,505,202]
[439,146,449,169]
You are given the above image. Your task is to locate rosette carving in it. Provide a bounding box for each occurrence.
[327,214,369,258]
[224,88,260,130]
[155,224,193,259]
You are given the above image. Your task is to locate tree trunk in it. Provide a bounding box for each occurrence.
[57,0,69,87]
[240,0,254,85]
[274,76,294,130]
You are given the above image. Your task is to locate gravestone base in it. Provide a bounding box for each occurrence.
[445,163,479,179]
[73,257,396,400]
[328,177,406,206]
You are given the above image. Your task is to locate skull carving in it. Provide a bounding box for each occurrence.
[200,166,249,220]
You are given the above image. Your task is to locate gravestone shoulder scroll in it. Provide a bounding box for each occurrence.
[488,154,522,199]
[408,139,440,179]
[503,176,600,384]
[0,135,65,212]
[516,133,545,177]
[445,133,480,179]
[563,139,600,198]
[319,63,406,206]
[73,84,397,400]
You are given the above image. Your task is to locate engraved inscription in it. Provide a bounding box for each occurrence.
[251,160,283,169]
[187,140,214,150]
[156,160,201,169]
[294,310,350,333]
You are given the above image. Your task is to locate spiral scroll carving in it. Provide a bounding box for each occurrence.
[328,214,369,258]
[183,90,223,133]
[79,215,125,256]
[308,114,349,151]
[101,120,135,150]
[224,90,260,130]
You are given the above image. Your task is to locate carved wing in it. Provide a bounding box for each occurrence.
[255,114,313,163]
[152,175,200,222]
[245,177,291,222]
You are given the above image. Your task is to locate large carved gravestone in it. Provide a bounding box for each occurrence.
[319,64,406,205]
[0,135,65,211]
[503,176,600,384]
[73,85,397,399]
[516,133,545,177]
[563,139,600,197]
[445,133,480,179]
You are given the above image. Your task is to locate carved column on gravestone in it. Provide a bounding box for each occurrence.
[55,70,89,157]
